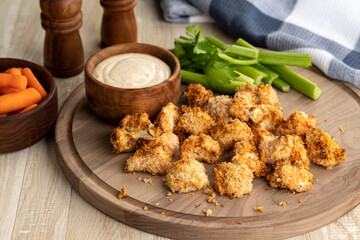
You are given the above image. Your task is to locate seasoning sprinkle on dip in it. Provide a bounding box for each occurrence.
[93,53,171,88]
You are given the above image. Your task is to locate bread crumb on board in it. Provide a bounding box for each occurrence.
[278,202,287,207]
[298,199,302,203]
[204,188,214,196]
[228,221,235,225]
[143,206,148,211]
[339,126,345,134]
[155,202,160,206]
[160,211,165,216]
[238,221,243,225]
[255,206,264,213]
[167,192,172,196]
[203,209,213,217]
[117,187,127,199]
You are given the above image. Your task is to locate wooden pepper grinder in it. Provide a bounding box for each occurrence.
[100,0,137,46]
[40,0,84,78]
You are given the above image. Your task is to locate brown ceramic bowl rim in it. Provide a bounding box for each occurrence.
[0,58,57,120]
[85,43,180,92]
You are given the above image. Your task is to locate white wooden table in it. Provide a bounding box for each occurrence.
[0,0,359,239]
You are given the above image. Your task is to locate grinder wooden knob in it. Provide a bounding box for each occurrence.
[40,0,84,78]
[100,0,137,46]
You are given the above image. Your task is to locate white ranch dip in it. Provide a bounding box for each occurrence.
[93,53,171,88]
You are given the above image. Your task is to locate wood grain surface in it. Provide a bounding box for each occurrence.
[56,63,360,239]
[1,0,360,239]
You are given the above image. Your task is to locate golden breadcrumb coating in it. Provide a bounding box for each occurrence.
[119,113,159,140]
[214,162,254,198]
[305,128,346,169]
[251,125,276,147]
[179,134,223,165]
[250,105,284,132]
[124,139,172,175]
[166,158,209,193]
[278,111,317,137]
[156,132,180,156]
[257,83,279,106]
[232,140,267,177]
[175,105,215,141]
[204,95,232,122]
[259,135,310,169]
[210,118,253,150]
[183,83,213,107]
[229,84,283,131]
[154,102,179,133]
[266,160,313,192]
[110,127,138,153]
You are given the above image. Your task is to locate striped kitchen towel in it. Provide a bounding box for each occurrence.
[160,0,360,88]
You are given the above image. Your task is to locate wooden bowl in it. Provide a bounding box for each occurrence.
[0,58,58,153]
[85,43,181,124]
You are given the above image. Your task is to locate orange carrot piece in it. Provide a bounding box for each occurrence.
[0,88,41,114]
[0,73,27,89]
[0,113,7,117]
[18,104,38,114]
[4,67,22,76]
[22,68,48,100]
[0,87,22,95]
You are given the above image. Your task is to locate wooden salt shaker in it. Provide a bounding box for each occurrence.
[100,0,137,46]
[40,0,84,78]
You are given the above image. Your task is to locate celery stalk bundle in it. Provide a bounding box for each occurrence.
[174,25,322,100]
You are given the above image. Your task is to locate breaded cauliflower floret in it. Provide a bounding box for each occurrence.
[175,105,215,141]
[257,83,279,106]
[183,83,213,107]
[110,127,138,153]
[154,102,179,133]
[305,128,346,169]
[124,140,171,175]
[228,91,256,122]
[266,160,313,192]
[259,135,310,169]
[157,132,180,156]
[119,113,159,140]
[166,158,209,193]
[251,125,276,147]
[210,118,253,150]
[214,162,253,198]
[232,140,267,177]
[179,134,223,165]
[278,111,317,137]
[250,105,284,132]
[204,95,232,122]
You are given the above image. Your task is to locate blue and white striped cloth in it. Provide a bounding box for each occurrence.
[160,0,360,88]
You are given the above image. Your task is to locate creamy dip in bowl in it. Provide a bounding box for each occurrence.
[93,53,171,88]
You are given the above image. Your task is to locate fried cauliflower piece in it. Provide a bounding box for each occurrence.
[266,160,313,192]
[175,105,215,141]
[257,83,279,106]
[228,91,256,122]
[179,134,223,165]
[110,127,138,153]
[250,105,284,132]
[278,111,317,137]
[183,83,213,107]
[119,113,159,140]
[259,135,310,169]
[251,125,276,147]
[305,128,346,169]
[204,95,232,122]
[154,102,179,133]
[124,140,172,175]
[214,162,254,198]
[210,118,253,150]
[232,140,267,177]
[166,158,209,193]
[157,132,180,156]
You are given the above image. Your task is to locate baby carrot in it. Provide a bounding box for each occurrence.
[18,104,38,114]
[4,67,22,76]
[22,68,48,100]
[0,73,27,89]
[0,87,22,95]
[0,88,41,114]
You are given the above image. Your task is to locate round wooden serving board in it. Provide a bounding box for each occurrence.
[55,66,360,240]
